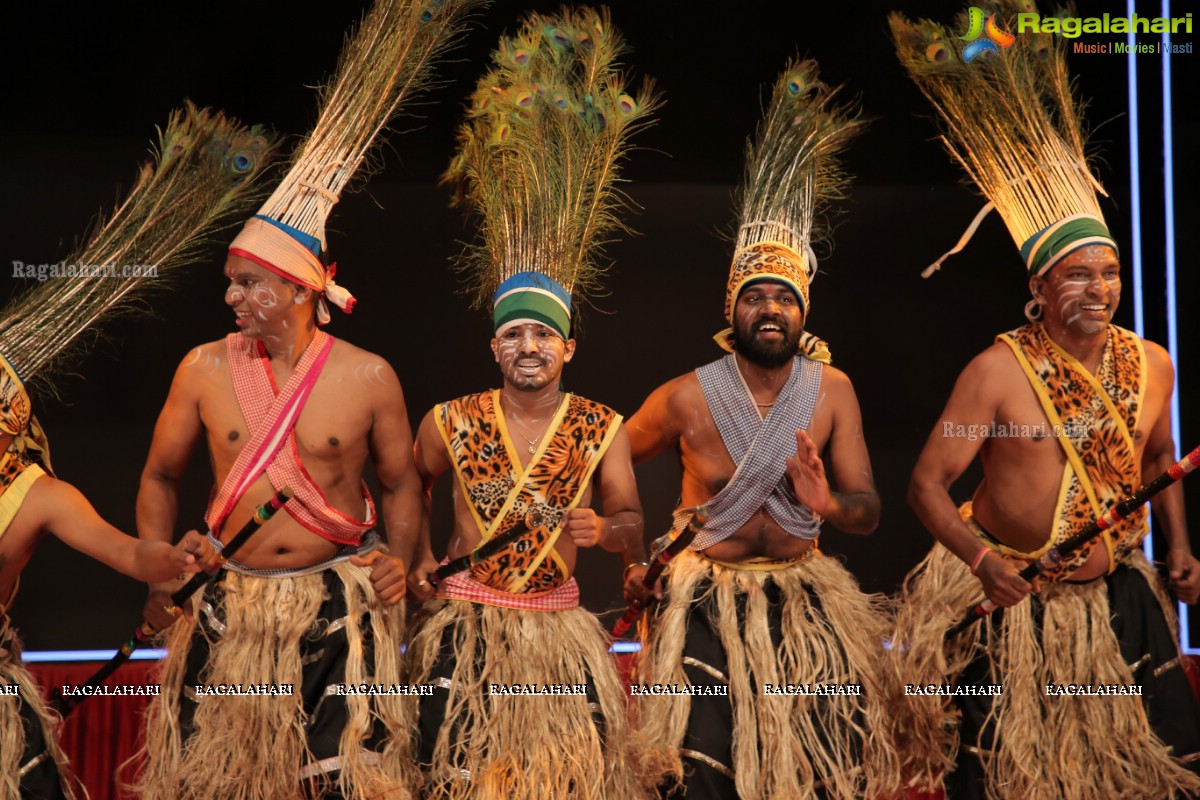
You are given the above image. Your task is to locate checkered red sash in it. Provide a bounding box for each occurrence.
[439,567,580,611]
[205,333,375,544]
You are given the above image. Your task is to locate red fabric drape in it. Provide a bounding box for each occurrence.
[32,660,154,800]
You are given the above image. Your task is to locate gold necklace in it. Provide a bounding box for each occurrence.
[506,394,560,455]
[511,415,546,453]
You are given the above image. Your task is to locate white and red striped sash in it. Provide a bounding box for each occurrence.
[205,333,375,544]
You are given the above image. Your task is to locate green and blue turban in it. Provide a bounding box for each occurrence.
[492,272,572,338]
[1020,213,1118,276]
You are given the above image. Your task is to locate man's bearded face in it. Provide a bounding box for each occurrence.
[732,281,804,367]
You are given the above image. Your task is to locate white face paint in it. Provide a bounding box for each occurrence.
[1034,245,1122,336]
[223,254,301,340]
[490,323,575,391]
[250,283,281,310]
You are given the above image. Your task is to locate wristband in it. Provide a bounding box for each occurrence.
[622,561,650,582]
[969,546,991,576]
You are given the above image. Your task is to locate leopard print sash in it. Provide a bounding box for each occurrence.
[997,323,1147,580]
[436,391,621,593]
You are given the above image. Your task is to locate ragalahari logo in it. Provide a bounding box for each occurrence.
[960,6,1017,62]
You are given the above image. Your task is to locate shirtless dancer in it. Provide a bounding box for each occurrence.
[627,60,901,800]
[134,240,417,799]
[889,8,1200,798]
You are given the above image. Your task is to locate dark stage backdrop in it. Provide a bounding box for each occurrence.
[4,1,1196,648]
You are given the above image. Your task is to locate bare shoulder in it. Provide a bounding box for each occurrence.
[330,338,392,369]
[182,339,226,360]
[819,364,855,396]
[601,423,632,460]
[661,371,704,413]
[22,475,85,522]
[416,406,441,440]
[329,339,403,390]
[630,371,698,418]
[170,339,228,398]
[1140,337,1175,380]
[175,340,227,374]
[960,341,1021,387]
[26,473,70,503]
[414,405,451,479]
[626,371,701,458]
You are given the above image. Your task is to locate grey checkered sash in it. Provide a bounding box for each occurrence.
[682,354,823,549]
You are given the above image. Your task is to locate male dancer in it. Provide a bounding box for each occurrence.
[627,61,900,800]
[404,8,658,798]
[890,6,1200,798]
[135,1,479,796]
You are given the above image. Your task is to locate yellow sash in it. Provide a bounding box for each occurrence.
[437,390,621,593]
[996,324,1146,580]
[1,453,46,615]
[0,453,45,544]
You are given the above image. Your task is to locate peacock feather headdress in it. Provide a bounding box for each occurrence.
[717,58,863,358]
[890,0,1115,288]
[229,0,484,324]
[442,5,659,338]
[0,103,278,470]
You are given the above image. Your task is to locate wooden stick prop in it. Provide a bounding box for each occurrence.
[611,507,710,639]
[426,519,533,588]
[57,487,293,715]
[946,445,1200,640]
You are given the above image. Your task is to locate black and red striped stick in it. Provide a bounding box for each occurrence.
[426,520,532,588]
[611,507,710,639]
[947,444,1200,640]
[57,487,293,715]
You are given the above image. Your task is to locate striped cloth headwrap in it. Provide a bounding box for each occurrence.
[1020,213,1118,277]
[228,215,355,326]
[492,272,573,339]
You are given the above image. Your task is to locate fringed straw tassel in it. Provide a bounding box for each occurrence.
[891,544,1200,799]
[405,598,653,799]
[636,549,901,799]
[1,638,80,800]
[132,565,407,800]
